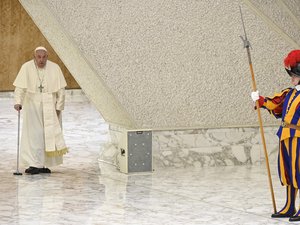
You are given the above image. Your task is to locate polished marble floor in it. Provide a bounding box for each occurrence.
[0,92,298,224]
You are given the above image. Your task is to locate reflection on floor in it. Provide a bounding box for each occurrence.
[0,92,294,225]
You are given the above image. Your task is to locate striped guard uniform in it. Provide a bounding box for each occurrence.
[259,87,300,188]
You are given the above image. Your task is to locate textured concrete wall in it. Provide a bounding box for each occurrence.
[20,0,300,129]
[19,0,135,128]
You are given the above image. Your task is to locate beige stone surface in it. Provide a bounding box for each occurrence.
[20,0,300,129]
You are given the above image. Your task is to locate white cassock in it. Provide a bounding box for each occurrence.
[13,59,68,168]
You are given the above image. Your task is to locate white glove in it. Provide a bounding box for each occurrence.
[251,91,259,102]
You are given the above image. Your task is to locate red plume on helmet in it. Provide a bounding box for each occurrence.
[284,50,300,77]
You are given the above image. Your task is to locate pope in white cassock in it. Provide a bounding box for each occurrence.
[13,46,68,175]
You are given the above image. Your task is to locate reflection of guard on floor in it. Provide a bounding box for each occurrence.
[251,50,300,222]
[117,130,152,173]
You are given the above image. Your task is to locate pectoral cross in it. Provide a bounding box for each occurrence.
[38,84,44,93]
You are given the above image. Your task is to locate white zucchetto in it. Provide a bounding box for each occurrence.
[34,46,47,52]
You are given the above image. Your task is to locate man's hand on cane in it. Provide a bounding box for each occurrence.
[14,104,22,111]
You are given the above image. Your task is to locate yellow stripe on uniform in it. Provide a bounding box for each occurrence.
[280,185,292,214]
[284,90,296,124]
[291,138,298,188]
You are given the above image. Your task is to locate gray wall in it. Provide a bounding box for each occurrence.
[20,0,300,129]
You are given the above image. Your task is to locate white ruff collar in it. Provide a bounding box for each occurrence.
[296,85,300,91]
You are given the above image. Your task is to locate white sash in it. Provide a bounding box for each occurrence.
[42,93,68,157]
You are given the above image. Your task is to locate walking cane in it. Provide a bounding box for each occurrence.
[239,6,276,213]
[13,110,22,176]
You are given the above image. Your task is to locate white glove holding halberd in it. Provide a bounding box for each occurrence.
[251,90,259,102]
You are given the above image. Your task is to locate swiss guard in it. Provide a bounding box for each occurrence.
[251,50,300,222]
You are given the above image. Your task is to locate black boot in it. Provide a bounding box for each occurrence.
[38,167,51,173]
[25,166,40,175]
[289,215,300,222]
[271,185,297,218]
[289,192,300,222]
